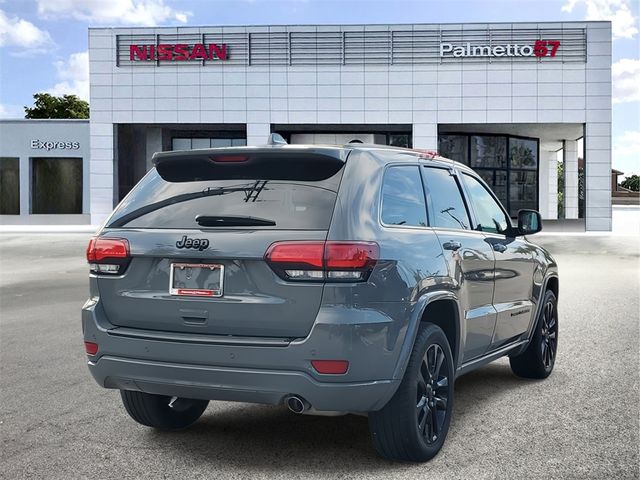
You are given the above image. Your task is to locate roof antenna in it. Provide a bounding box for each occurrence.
[268,133,287,146]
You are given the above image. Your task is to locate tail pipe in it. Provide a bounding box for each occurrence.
[285,395,310,414]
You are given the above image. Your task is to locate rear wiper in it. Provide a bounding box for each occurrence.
[108,185,254,228]
[195,215,276,227]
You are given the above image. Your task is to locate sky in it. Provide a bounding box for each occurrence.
[0,0,638,175]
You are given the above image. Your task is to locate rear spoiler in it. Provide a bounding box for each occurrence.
[152,146,350,182]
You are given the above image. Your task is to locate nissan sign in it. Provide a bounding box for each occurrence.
[129,43,228,62]
[440,40,560,58]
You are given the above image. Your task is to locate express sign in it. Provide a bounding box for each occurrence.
[129,43,228,62]
[440,40,560,58]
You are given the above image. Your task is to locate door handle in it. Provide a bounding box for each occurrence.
[493,243,507,253]
[443,240,462,251]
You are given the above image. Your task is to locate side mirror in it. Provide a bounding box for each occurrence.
[517,210,542,236]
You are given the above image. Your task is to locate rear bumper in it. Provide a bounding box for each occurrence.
[82,297,409,412]
[89,356,398,411]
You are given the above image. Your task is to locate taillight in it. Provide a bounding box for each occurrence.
[210,154,248,162]
[265,241,379,282]
[86,237,130,275]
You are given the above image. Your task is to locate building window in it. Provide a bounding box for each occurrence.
[470,136,507,168]
[438,133,539,217]
[438,135,468,165]
[510,137,538,170]
[509,171,538,215]
[0,157,20,215]
[508,137,538,216]
[171,137,247,150]
[31,158,83,214]
[388,134,411,148]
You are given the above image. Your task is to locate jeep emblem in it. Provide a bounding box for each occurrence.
[176,235,209,251]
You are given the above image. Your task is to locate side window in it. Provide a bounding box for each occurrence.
[461,173,510,234]
[422,167,470,230]
[381,166,427,227]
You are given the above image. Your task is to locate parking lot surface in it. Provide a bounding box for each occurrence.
[1,233,638,479]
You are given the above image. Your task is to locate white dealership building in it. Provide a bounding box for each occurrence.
[0,21,613,230]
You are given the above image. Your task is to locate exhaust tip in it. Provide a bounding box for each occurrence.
[285,395,308,414]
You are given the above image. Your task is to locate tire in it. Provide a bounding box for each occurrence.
[368,323,455,462]
[510,289,558,379]
[120,390,209,430]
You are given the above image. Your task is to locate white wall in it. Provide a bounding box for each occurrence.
[89,22,612,230]
[0,119,90,224]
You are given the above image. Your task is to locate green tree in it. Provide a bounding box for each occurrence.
[24,93,89,119]
[557,161,564,219]
[621,174,640,192]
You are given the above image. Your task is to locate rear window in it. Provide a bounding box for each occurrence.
[107,167,344,230]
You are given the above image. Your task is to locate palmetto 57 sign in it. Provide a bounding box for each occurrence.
[440,40,560,58]
[440,40,561,58]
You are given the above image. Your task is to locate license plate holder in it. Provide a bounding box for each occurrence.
[169,263,224,297]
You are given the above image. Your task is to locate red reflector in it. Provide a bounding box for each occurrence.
[210,155,248,162]
[265,242,324,268]
[86,238,130,262]
[414,149,439,159]
[84,341,98,355]
[325,242,379,269]
[311,360,349,375]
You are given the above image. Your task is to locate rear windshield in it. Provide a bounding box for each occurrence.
[106,167,344,230]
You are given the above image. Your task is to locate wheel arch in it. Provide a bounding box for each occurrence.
[392,290,462,381]
[545,275,559,300]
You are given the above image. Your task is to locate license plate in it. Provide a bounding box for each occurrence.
[169,263,224,297]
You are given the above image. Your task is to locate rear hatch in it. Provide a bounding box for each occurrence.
[94,146,348,338]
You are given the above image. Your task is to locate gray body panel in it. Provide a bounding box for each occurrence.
[83,144,558,412]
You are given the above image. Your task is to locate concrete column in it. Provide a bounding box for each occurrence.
[584,122,612,231]
[564,140,579,219]
[412,124,438,149]
[89,121,114,226]
[538,150,559,220]
[547,151,558,220]
[246,123,271,146]
[539,152,549,217]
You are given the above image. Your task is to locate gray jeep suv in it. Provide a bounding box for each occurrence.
[83,140,558,462]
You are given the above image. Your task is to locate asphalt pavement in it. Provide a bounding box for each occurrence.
[0,233,638,479]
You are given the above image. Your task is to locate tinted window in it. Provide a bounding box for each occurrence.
[461,173,509,234]
[476,169,508,207]
[171,137,247,150]
[31,157,82,214]
[107,168,342,230]
[422,167,470,230]
[381,166,427,227]
[0,157,20,215]
[438,135,469,165]
[510,170,538,216]
[470,136,507,168]
[510,137,538,169]
[388,134,411,148]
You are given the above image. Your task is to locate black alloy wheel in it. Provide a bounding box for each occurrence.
[416,344,449,444]
[510,289,559,379]
[540,299,558,370]
[369,323,454,462]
